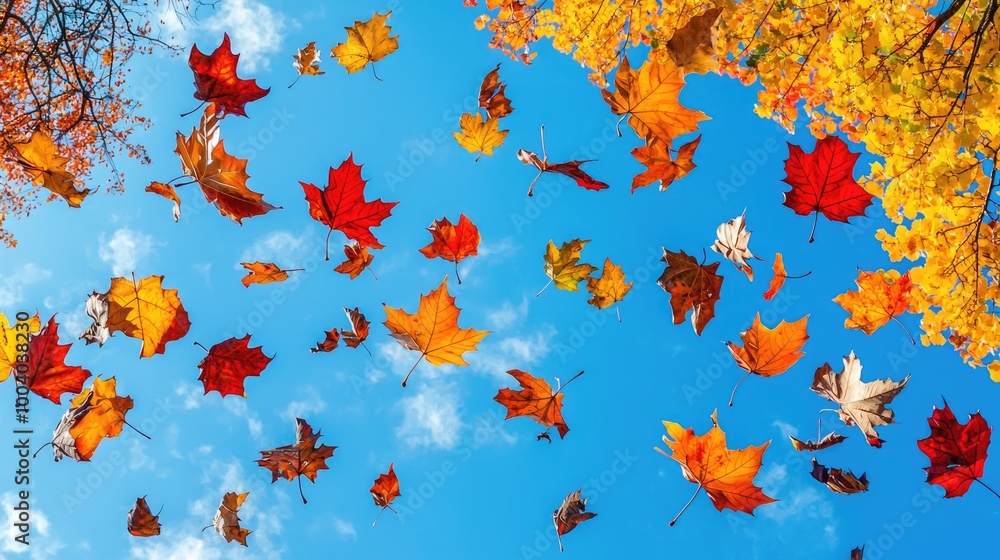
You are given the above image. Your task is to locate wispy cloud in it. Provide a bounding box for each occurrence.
[99,228,153,276]
[0,264,51,309]
[396,381,463,449]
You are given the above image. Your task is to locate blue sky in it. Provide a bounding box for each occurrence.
[2,1,998,559]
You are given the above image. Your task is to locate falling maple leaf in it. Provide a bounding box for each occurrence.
[655,410,775,525]
[332,11,399,80]
[383,277,489,387]
[310,329,340,353]
[301,153,399,259]
[517,125,609,196]
[790,431,847,452]
[833,269,916,342]
[726,313,809,406]
[206,492,252,546]
[711,209,760,281]
[631,135,700,193]
[553,489,596,552]
[810,458,869,494]
[657,248,724,335]
[494,369,582,440]
[173,105,279,224]
[92,274,191,359]
[80,291,109,346]
[240,262,303,287]
[811,351,909,447]
[852,547,865,560]
[478,64,514,119]
[334,242,377,280]
[538,239,598,296]
[664,8,723,75]
[917,399,992,498]
[21,316,91,404]
[454,113,509,161]
[196,335,273,398]
[371,462,401,525]
[189,33,270,117]
[145,182,181,222]
[418,214,480,284]
[764,253,786,300]
[602,55,708,144]
[290,41,324,88]
[341,307,371,354]
[127,496,162,537]
[12,130,92,206]
[0,312,40,382]
[51,376,135,461]
[586,258,633,321]
[781,135,873,242]
[257,418,337,503]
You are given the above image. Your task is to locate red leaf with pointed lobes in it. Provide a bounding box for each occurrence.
[256,418,337,503]
[418,214,480,284]
[517,148,609,195]
[301,154,399,259]
[22,316,92,404]
[196,335,273,397]
[189,33,270,117]
[917,399,992,498]
[494,369,582,439]
[371,463,401,525]
[782,136,873,242]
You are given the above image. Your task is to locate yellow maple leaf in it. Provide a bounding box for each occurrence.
[331,11,399,79]
[453,112,508,160]
[240,262,302,287]
[383,277,490,387]
[539,239,598,296]
[12,130,92,207]
[664,8,723,75]
[0,312,41,382]
[602,55,708,145]
[104,275,191,358]
[833,269,916,340]
[585,258,633,320]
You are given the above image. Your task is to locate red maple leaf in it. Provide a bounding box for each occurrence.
[196,335,273,398]
[301,154,399,260]
[189,33,270,118]
[22,316,92,404]
[781,135,873,242]
[517,148,609,196]
[917,399,992,498]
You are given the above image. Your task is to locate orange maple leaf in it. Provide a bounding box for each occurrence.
[383,277,490,387]
[97,274,191,359]
[257,418,337,504]
[655,411,775,525]
[833,269,916,341]
[631,135,700,193]
[494,369,583,440]
[240,261,303,287]
[51,376,134,461]
[127,497,162,537]
[334,242,377,280]
[418,214,481,284]
[726,313,809,405]
[371,462,401,526]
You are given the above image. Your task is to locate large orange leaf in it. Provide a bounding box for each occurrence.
[174,106,279,224]
[383,277,490,387]
[189,33,270,118]
[209,492,252,546]
[418,214,480,284]
[52,376,133,461]
[99,275,191,358]
[127,496,162,537]
[494,369,583,440]
[22,316,91,404]
[11,130,92,207]
[655,411,775,525]
[331,11,399,79]
[301,153,398,259]
[833,269,916,340]
[726,313,809,405]
[257,418,337,504]
[601,55,708,145]
[196,335,273,398]
[371,462,401,525]
[0,311,40,382]
[657,248,723,335]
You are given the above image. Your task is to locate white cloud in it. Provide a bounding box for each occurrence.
[99,228,153,276]
[0,492,63,559]
[239,229,316,269]
[468,326,557,379]
[457,238,518,284]
[396,381,463,449]
[205,0,286,72]
[772,420,799,440]
[223,398,264,442]
[175,382,204,410]
[0,264,51,309]
[280,391,326,422]
[487,297,529,330]
[332,518,356,540]
[130,534,223,560]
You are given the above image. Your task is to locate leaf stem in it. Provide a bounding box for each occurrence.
[615,113,626,137]
[366,265,379,281]
[536,278,552,297]
[808,211,819,243]
[180,100,206,118]
[298,473,307,504]
[370,62,383,82]
[976,478,1000,500]
[288,75,301,89]
[728,371,753,407]
[401,355,424,387]
[455,261,462,285]
[555,370,585,394]
[324,229,333,261]
[125,421,151,440]
[891,316,916,345]
[527,170,542,197]
[616,303,621,323]
[669,484,702,526]
[193,341,210,353]
[361,341,372,356]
